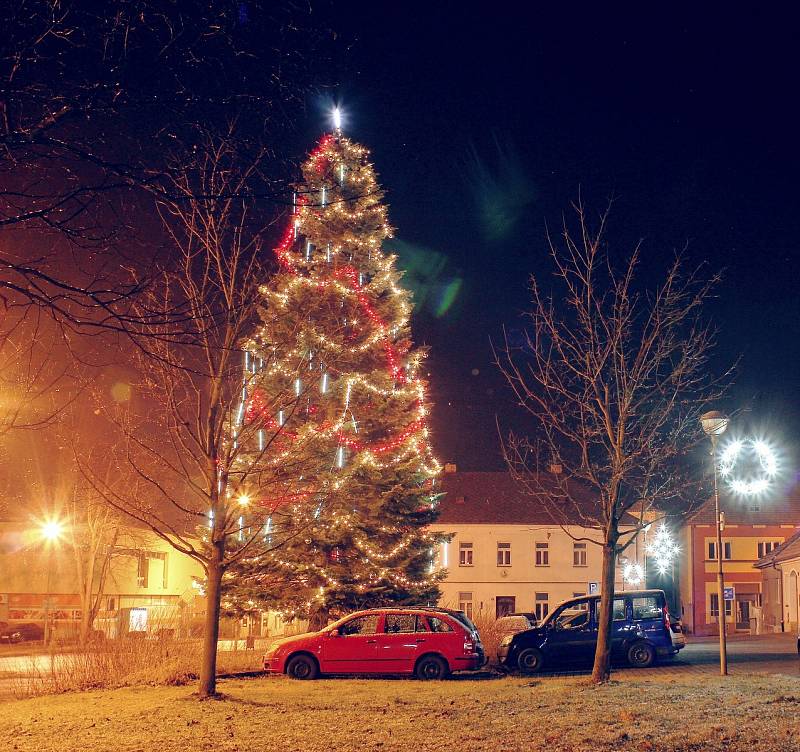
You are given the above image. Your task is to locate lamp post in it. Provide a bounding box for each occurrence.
[39,518,64,645]
[700,410,729,676]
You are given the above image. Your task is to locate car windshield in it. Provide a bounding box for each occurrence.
[541,600,593,628]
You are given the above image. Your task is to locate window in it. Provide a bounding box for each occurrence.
[535,542,549,567]
[137,553,148,588]
[710,593,733,619]
[573,592,585,598]
[573,542,587,567]
[497,542,511,567]
[632,596,662,620]
[708,541,732,560]
[338,614,380,636]
[757,541,781,558]
[534,593,549,622]
[458,592,473,620]
[149,552,168,589]
[496,596,516,618]
[427,616,453,633]
[613,598,627,621]
[459,542,473,566]
[384,614,425,634]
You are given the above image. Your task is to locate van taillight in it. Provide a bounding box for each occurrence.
[663,606,671,632]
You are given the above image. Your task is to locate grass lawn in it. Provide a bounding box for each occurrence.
[2,673,800,751]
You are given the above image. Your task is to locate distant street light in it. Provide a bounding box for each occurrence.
[700,409,729,676]
[38,517,65,644]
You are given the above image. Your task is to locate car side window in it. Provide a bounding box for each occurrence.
[613,598,627,621]
[384,614,423,633]
[339,614,380,636]
[631,596,662,620]
[426,616,454,633]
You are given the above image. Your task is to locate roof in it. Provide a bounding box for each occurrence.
[434,471,637,527]
[754,529,800,569]
[688,479,800,526]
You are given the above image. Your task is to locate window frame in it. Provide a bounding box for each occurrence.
[573,542,588,567]
[535,542,549,567]
[458,541,474,567]
[497,542,511,567]
[534,592,549,622]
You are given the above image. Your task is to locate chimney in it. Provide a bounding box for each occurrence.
[444,463,457,473]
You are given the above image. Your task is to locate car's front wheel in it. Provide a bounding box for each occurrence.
[285,654,319,680]
[517,647,544,674]
[415,655,450,680]
[627,641,655,668]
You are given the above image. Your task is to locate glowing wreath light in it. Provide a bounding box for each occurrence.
[623,563,644,586]
[718,437,778,496]
[332,106,342,131]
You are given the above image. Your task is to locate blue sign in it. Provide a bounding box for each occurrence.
[723,587,735,601]
[588,582,600,595]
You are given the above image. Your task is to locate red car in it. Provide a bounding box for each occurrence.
[263,607,485,680]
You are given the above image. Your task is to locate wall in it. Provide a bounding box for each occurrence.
[682,523,798,636]
[429,523,643,620]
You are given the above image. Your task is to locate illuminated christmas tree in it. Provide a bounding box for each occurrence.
[229,116,445,626]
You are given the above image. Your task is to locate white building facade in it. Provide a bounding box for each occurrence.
[430,471,643,621]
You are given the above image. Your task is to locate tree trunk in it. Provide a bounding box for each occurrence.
[199,541,225,698]
[591,540,617,683]
[309,607,330,632]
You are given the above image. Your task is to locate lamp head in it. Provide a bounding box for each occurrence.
[700,410,729,437]
[40,518,64,542]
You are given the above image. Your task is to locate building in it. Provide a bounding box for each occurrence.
[0,518,205,639]
[429,471,644,621]
[678,488,800,636]
[754,530,800,634]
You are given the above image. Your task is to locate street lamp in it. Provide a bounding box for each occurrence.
[39,517,64,645]
[700,409,729,676]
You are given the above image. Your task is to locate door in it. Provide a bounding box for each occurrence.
[320,613,381,673]
[496,597,516,618]
[736,598,751,631]
[374,613,429,672]
[544,598,597,665]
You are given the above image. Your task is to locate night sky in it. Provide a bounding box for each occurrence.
[300,4,800,470]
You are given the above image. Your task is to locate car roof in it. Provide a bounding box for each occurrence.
[559,589,666,607]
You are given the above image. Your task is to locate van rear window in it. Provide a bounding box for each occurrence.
[631,596,662,620]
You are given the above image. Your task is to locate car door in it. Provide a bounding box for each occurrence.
[374,613,428,672]
[610,596,634,660]
[544,598,597,665]
[319,613,381,673]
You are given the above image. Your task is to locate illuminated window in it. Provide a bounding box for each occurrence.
[459,542,473,566]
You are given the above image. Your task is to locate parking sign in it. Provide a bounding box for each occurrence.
[723,586,735,601]
[588,582,599,595]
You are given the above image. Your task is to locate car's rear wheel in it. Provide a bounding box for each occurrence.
[285,654,319,680]
[517,647,544,674]
[627,641,655,668]
[415,655,449,680]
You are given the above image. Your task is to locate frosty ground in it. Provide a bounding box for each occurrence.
[2,673,800,752]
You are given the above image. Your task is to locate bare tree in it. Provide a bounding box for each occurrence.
[85,130,340,698]
[496,202,727,683]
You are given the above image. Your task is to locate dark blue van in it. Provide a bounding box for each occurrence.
[497,589,681,673]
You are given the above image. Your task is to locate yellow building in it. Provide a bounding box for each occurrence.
[430,471,644,621]
[0,518,205,639]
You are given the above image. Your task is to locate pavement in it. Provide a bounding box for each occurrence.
[537,633,800,680]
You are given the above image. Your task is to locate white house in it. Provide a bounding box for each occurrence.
[754,530,800,633]
[430,470,644,621]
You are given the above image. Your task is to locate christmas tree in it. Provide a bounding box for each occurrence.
[229,117,445,626]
